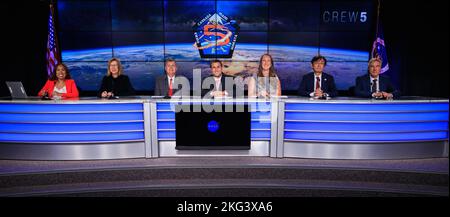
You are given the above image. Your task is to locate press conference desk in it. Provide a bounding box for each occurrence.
[0,96,448,160]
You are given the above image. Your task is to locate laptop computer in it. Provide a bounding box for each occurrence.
[5,81,39,99]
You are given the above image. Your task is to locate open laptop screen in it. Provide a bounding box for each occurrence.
[5,81,28,99]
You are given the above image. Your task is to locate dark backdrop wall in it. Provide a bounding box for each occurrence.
[381,1,449,98]
[0,0,448,97]
[1,1,49,97]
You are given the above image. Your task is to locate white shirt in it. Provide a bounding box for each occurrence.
[53,86,67,94]
[53,86,66,99]
[210,76,228,96]
[214,76,221,91]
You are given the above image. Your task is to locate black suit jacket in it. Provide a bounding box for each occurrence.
[354,74,400,98]
[201,75,243,97]
[298,72,338,97]
[97,75,135,97]
[154,75,190,96]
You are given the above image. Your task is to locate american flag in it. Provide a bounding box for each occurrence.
[46,4,60,78]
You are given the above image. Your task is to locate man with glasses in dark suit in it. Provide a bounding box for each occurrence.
[298,55,338,98]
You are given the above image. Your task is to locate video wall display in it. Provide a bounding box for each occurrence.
[58,0,375,91]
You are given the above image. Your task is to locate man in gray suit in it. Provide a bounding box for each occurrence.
[154,58,190,97]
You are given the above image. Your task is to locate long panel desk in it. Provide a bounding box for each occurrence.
[280,97,449,159]
[0,97,448,160]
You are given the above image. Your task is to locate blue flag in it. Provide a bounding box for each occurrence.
[371,21,389,73]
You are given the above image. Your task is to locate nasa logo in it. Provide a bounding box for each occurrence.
[207,120,219,133]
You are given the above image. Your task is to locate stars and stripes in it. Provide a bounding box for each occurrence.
[46,4,61,77]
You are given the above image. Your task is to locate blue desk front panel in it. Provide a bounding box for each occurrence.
[0,103,145,143]
[284,102,449,142]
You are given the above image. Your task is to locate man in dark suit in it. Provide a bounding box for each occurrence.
[154,58,190,97]
[202,60,243,98]
[298,55,338,98]
[355,58,400,99]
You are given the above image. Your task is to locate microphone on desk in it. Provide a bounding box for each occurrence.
[41,90,51,100]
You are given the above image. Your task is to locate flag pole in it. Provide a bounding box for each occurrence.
[49,1,54,20]
[376,0,381,37]
[372,0,381,60]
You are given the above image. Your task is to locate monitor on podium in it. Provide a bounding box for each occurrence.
[175,104,251,150]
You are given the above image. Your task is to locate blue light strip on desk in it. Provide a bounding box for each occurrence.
[0,103,143,113]
[0,132,144,143]
[285,103,449,112]
[0,122,144,133]
[0,112,144,123]
[284,131,448,142]
[285,112,448,122]
[285,122,449,132]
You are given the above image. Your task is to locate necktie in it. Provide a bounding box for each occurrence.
[168,78,173,96]
[371,79,377,93]
[315,77,321,90]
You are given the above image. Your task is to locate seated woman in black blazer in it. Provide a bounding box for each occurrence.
[98,58,135,98]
